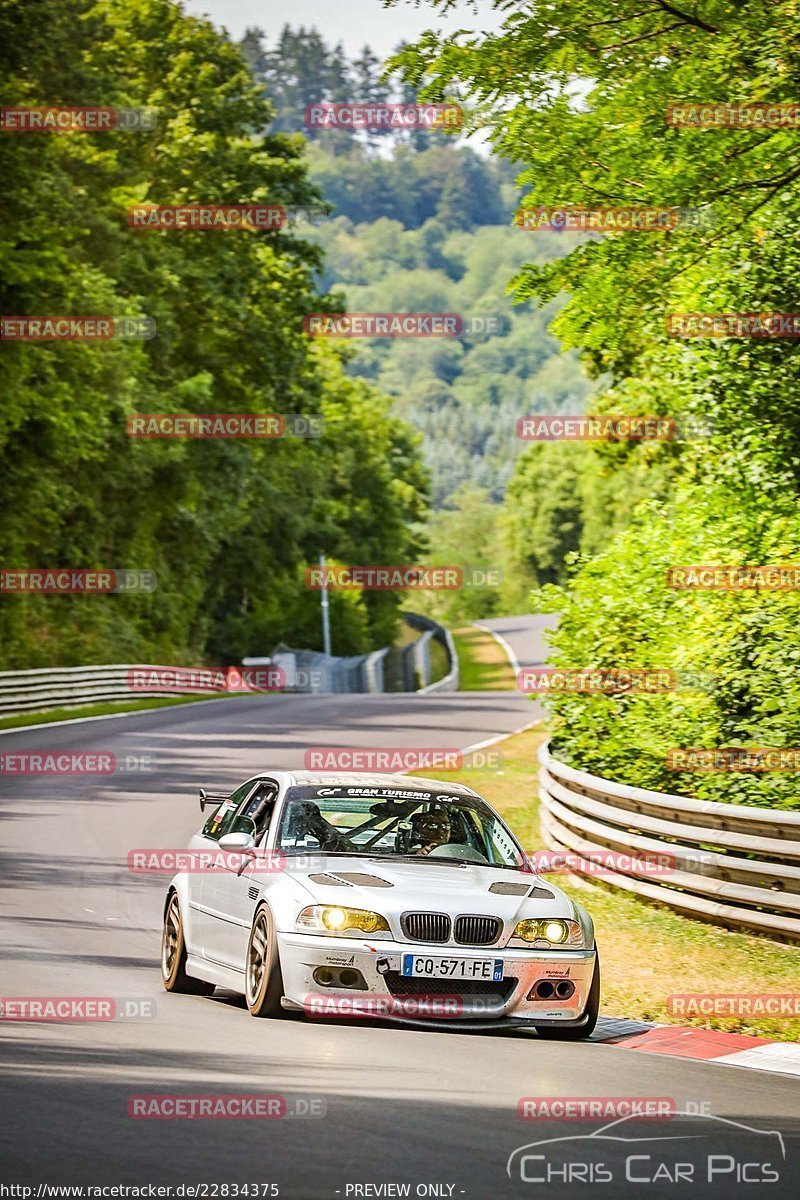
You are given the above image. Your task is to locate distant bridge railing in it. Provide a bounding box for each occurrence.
[538,742,800,942]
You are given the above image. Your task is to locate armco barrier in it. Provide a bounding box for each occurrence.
[0,664,230,716]
[538,741,800,942]
[0,616,459,714]
[402,611,459,694]
[270,614,457,696]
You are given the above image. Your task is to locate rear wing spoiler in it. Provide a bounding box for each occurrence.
[199,788,229,813]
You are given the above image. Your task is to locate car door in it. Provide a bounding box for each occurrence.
[201,779,280,970]
[189,780,261,957]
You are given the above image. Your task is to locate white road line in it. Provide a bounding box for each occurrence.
[474,622,521,677]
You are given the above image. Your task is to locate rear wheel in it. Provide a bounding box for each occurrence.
[161,892,215,995]
[245,906,285,1018]
[536,954,600,1041]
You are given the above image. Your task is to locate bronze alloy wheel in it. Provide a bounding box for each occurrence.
[161,892,214,995]
[245,906,285,1018]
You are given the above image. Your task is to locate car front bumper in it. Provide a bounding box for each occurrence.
[278,932,597,1023]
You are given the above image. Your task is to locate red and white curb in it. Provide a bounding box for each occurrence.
[592,1016,800,1077]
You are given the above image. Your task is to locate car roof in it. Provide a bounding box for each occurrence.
[246,769,480,797]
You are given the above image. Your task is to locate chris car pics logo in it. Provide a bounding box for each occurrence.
[507,1113,785,1185]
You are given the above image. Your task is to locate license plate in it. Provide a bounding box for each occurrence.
[401,954,503,981]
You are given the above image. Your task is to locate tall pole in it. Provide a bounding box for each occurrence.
[319,551,331,656]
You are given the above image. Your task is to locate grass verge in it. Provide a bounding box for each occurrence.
[452,624,516,691]
[0,691,250,732]
[419,724,800,1041]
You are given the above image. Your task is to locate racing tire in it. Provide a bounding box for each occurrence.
[161,891,215,995]
[535,953,600,1041]
[245,905,286,1018]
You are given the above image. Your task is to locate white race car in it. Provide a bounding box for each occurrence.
[161,771,600,1037]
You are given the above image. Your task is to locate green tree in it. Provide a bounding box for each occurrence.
[0,0,428,667]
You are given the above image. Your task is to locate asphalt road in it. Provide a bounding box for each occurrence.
[477,614,558,674]
[0,631,798,1197]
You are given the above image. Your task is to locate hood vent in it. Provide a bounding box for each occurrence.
[528,885,555,899]
[308,873,352,887]
[489,882,530,896]
[333,872,393,888]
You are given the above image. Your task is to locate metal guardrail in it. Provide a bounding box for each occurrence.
[0,616,460,714]
[0,664,232,715]
[538,741,800,942]
[269,645,375,694]
[273,614,458,695]
[402,612,459,694]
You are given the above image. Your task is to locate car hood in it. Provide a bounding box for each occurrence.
[271,854,578,925]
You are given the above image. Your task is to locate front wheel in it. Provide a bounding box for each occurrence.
[245,905,285,1018]
[536,954,600,1041]
[161,892,215,995]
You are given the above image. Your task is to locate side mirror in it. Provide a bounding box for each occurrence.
[219,830,257,876]
[219,831,256,851]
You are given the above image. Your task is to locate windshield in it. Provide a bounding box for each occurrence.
[276,785,526,868]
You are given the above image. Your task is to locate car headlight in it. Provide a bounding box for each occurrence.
[511,918,585,947]
[297,905,391,936]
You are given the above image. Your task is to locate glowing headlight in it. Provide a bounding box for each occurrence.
[297,905,390,935]
[511,918,584,947]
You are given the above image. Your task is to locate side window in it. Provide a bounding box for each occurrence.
[202,781,257,842]
[232,780,279,842]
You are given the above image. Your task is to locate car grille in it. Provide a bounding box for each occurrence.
[401,912,451,943]
[384,972,516,1001]
[454,915,502,946]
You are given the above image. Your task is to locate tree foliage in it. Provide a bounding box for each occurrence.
[0,0,427,667]
[392,0,800,806]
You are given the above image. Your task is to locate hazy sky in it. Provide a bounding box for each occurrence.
[182,0,505,59]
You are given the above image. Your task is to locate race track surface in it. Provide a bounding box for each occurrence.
[1,629,797,1197]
